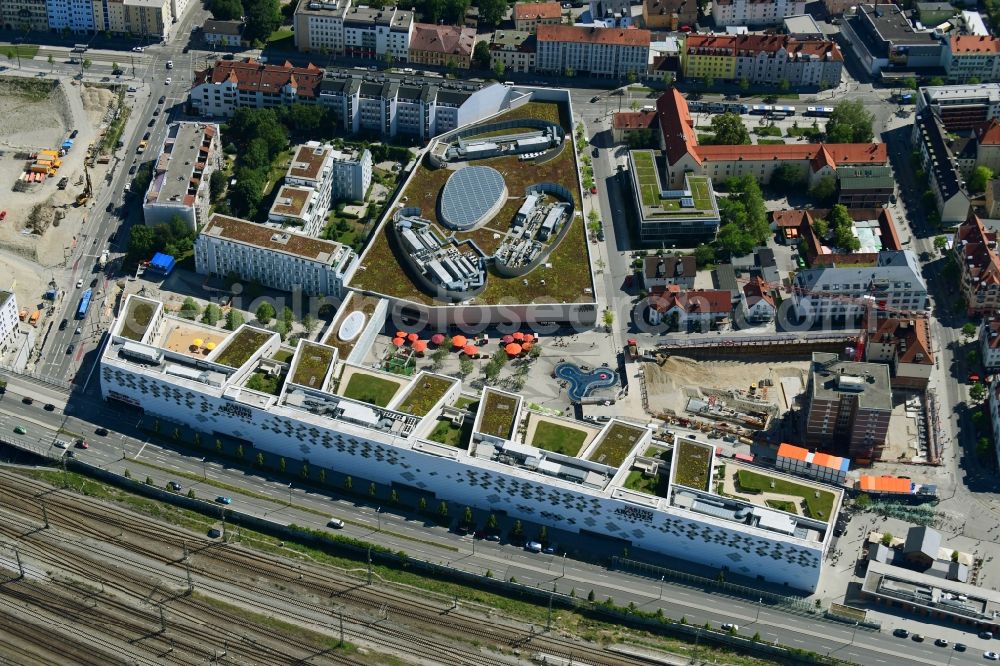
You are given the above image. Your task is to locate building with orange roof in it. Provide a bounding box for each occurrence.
[864,317,934,389]
[513,1,562,31]
[190,58,325,117]
[944,35,1000,83]
[681,34,842,87]
[712,0,805,27]
[954,212,1000,316]
[643,0,697,31]
[776,442,849,484]
[857,475,913,495]
[535,25,651,78]
[652,89,886,189]
[740,275,776,324]
[645,287,733,329]
[773,207,902,266]
[611,109,658,143]
[974,119,1000,175]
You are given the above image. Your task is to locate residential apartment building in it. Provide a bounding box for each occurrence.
[194,214,358,297]
[653,89,886,189]
[645,287,733,329]
[0,290,18,358]
[590,0,632,25]
[712,0,806,27]
[805,352,893,465]
[776,442,849,485]
[863,317,934,389]
[955,212,1000,317]
[268,186,327,235]
[408,23,476,69]
[293,0,413,61]
[142,122,222,232]
[489,30,536,74]
[944,35,1000,83]
[980,319,1000,370]
[116,0,173,39]
[791,250,928,321]
[837,166,894,208]
[611,109,657,143]
[47,0,95,32]
[535,25,651,78]
[682,34,843,87]
[513,1,561,31]
[642,0,697,31]
[912,108,972,223]
[916,83,1000,131]
[190,59,507,142]
[740,275,776,324]
[0,0,49,30]
[839,4,944,76]
[330,148,372,203]
[642,255,696,289]
[100,293,841,593]
[203,19,244,48]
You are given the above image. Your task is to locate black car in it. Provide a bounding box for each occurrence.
[59,318,68,330]
[934,638,949,647]
[69,129,79,139]
[981,632,994,640]
[912,634,925,642]
[167,481,182,491]
[129,164,138,175]
[158,95,166,104]
[21,397,32,405]
[147,119,155,127]
[90,278,98,288]
[153,108,160,116]
[590,96,600,103]
[66,344,75,355]
[892,629,909,638]
[182,46,189,53]
[142,131,150,141]
[95,427,109,437]
[724,94,739,101]
[106,202,115,212]
[222,53,235,60]
[43,403,55,411]
[955,643,967,652]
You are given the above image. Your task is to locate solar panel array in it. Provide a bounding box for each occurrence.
[440,166,507,230]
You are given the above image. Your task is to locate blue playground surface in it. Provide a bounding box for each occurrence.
[554,362,618,403]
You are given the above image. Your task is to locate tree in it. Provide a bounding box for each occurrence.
[210,170,227,201]
[368,481,376,497]
[274,319,290,340]
[459,355,474,377]
[211,0,244,20]
[82,58,92,71]
[978,436,993,456]
[126,225,158,262]
[933,236,948,252]
[243,0,281,43]
[738,77,749,92]
[302,314,317,335]
[602,310,614,329]
[492,60,506,81]
[962,322,977,339]
[203,303,222,326]
[709,112,750,145]
[281,306,294,327]
[256,302,275,324]
[928,76,945,87]
[778,78,790,93]
[463,506,473,525]
[512,520,524,539]
[881,532,893,546]
[487,513,498,530]
[825,100,874,143]
[771,164,805,193]
[855,493,871,509]
[809,175,837,203]
[704,76,714,90]
[967,350,980,366]
[225,309,244,331]
[902,77,917,90]
[694,244,715,268]
[813,217,829,239]
[829,204,860,252]
[255,452,264,467]
[418,496,427,512]
[230,168,267,218]
[438,500,449,521]
[179,297,199,320]
[344,476,353,491]
[390,488,398,503]
[301,462,310,479]
[971,382,986,403]
[969,166,994,193]
[472,40,491,69]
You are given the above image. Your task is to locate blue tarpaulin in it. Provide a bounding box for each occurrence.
[148,252,176,275]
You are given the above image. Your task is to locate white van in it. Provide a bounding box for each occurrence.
[525,541,542,553]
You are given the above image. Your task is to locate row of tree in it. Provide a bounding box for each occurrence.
[209,0,281,44]
[715,175,769,258]
[126,216,196,265]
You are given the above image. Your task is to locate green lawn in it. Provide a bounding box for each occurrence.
[588,423,645,468]
[529,420,588,457]
[245,371,284,396]
[266,28,294,48]
[736,469,836,520]
[786,126,824,139]
[752,126,782,137]
[292,343,334,389]
[3,44,39,59]
[479,391,518,439]
[215,329,273,368]
[342,373,401,407]
[396,375,454,417]
[757,139,785,145]
[427,418,466,447]
[624,469,670,498]
[674,440,712,491]
[765,499,799,514]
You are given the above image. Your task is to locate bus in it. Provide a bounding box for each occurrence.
[770,105,796,118]
[76,288,92,319]
[72,44,88,54]
[805,106,834,117]
[750,104,772,115]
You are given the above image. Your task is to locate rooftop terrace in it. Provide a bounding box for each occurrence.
[119,296,158,342]
[395,374,456,417]
[630,151,718,220]
[587,421,647,468]
[212,327,274,368]
[477,388,520,440]
[291,341,335,389]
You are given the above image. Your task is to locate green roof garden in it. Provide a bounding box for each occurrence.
[735,468,837,521]
[478,389,519,440]
[120,298,156,342]
[291,342,335,389]
[630,151,718,220]
[396,374,455,417]
[214,328,273,368]
[528,419,589,457]
[673,439,714,492]
[587,422,646,468]
[341,371,403,407]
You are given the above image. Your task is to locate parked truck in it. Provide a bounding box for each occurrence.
[97,250,108,270]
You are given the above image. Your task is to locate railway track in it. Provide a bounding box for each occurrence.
[0,470,651,666]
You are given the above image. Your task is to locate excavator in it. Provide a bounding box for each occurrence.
[75,164,92,206]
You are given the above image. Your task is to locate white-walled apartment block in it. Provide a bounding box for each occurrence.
[293,0,413,61]
[535,25,651,79]
[195,214,358,297]
[101,293,843,592]
[143,123,221,232]
[0,290,18,357]
[268,186,328,236]
[712,0,806,27]
[331,147,372,203]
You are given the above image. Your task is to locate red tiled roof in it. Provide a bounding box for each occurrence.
[771,210,809,228]
[657,88,700,166]
[648,287,732,314]
[537,24,652,47]
[685,34,841,61]
[743,275,775,309]
[696,142,887,165]
[410,23,476,57]
[956,211,1000,289]
[194,59,323,98]
[870,318,933,365]
[514,1,562,20]
[613,110,658,130]
[950,35,1000,54]
[978,119,1000,147]
[985,319,1000,350]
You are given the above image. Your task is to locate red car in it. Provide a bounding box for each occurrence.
[75,439,88,449]
[970,374,981,383]
[590,186,598,194]
[0,211,7,221]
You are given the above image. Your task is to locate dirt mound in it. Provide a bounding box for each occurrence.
[80,84,116,127]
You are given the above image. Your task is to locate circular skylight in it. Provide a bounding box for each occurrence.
[440,166,507,231]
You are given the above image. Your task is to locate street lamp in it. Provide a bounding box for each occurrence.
[287,482,293,506]
[201,457,207,480]
[658,575,664,600]
[755,597,763,623]
[376,506,382,531]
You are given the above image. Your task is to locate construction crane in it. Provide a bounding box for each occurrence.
[75,164,92,206]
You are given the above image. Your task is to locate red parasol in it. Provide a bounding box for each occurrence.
[431,333,445,345]
[463,344,478,356]
[523,334,534,343]
[392,337,405,346]
[502,335,514,344]
[505,343,522,356]
[395,331,406,339]
[412,340,428,352]
[521,342,532,351]
[407,332,419,343]
[512,331,525,341]
[452,335,467,348]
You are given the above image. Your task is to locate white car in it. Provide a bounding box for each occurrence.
[54,440,69,449]
[164,77,172,85]
[166,60,173,69]
[76,279,83,288]
[132,46,144,52]
[327,518,345,528]
[986,652,1000,661]
[721,623,739,632]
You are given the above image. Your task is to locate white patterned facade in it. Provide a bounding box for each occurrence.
[100,294,839,592]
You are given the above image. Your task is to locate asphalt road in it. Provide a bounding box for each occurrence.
[0,373,993,666]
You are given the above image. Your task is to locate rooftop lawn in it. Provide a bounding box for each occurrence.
[396,375,455,417]
[292,342,334,389]
[214,328,272,368]
[529,420,588,457]
[736,469,836,521]
[673,440,713,491]
[121,299,155,341]
[341,372,401,407]
[624,469,670,499]
[478,390,518,439]
[588,423,645,468]
[427,418,467,448]
[271,348,295,364]
[350,100,593,307]
[631,151,714,214]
